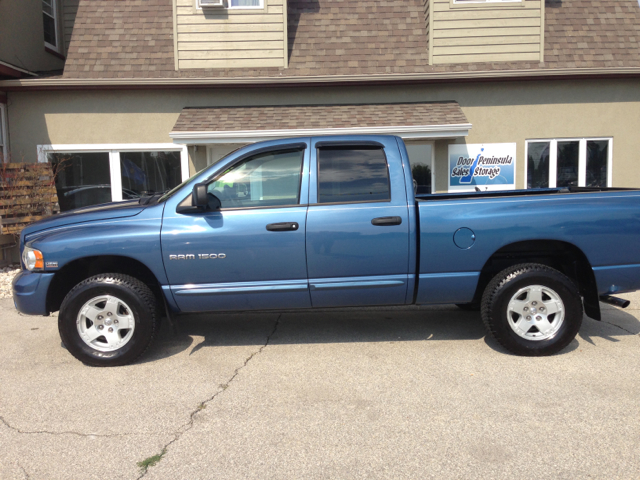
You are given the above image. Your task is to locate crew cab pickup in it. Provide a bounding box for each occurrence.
[13,136,640,366]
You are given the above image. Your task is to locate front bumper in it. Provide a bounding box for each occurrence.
[12,271,55,316]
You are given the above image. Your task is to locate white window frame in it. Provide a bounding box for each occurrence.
[524,138,613,189]
[0,104,7,163]
[37,143,189,202]
[42,0,59,52]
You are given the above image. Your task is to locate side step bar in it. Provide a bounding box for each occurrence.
[599,295,631,309]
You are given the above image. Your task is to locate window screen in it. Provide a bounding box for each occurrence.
[208,148,304,209]
[317,147,390,204]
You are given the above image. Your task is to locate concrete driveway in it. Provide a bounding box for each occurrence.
[1,295,639,480]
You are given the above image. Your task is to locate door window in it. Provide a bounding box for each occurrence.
[208,148,304,209]
[317,147,390,204]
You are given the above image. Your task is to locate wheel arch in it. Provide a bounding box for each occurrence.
[473,239,600,320]
[46,255,164,314]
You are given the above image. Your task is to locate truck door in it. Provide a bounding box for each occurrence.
[306,137,411,307]
[161,140,311,312]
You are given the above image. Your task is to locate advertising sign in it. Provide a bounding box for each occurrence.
[448,143,516,192]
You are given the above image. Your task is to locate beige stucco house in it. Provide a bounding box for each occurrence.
[0,0,639,212]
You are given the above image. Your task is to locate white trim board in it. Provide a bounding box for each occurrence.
[169,124,472,144]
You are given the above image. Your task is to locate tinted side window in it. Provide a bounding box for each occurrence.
[208,149,304,209]
[317,147,390,204]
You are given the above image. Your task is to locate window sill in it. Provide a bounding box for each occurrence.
[44,46,65,61]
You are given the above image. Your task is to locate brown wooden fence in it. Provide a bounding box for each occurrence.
[0,163,60,236]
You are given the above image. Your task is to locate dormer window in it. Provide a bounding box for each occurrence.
[198,0,263,8]
[42,0,59,51]
[229,0,263,7]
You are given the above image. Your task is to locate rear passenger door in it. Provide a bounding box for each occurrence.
[305,137,411,307]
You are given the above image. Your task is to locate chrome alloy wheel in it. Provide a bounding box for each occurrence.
[507,285,565,341]
[76,295,136,352]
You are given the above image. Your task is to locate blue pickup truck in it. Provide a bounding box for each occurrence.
[13,136,640,366]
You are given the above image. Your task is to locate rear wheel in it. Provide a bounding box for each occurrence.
[481,263,583,356]
[59,273,158,366]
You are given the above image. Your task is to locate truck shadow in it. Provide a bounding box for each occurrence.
[140,304,640,363]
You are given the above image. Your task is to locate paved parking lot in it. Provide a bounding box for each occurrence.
[1,295,639,480]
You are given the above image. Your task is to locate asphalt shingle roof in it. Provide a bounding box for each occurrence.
[171,102,469,132]
[62,0,640,80]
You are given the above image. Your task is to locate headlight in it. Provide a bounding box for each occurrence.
[22,247,44,271]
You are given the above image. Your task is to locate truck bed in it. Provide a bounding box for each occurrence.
[413,187,640,306]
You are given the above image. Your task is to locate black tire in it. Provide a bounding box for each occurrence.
[481,263,583,356]
[456,302,480,311]
[59,273,158,367]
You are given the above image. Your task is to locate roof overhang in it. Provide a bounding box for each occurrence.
[0,60,37,80]
[1,67,639,90]
[170,124,471,144]
[169,102,471,144]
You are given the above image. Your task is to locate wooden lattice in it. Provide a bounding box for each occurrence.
[0,163,60,236]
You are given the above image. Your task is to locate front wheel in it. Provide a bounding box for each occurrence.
[59,273,159,366]
[481,263,583,356]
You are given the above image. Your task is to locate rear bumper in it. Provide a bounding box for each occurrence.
[12,271,55,316]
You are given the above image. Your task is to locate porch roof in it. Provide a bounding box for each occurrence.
[169,102,471,144]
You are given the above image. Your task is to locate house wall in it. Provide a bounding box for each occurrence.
[175,0,287,70]
[0,0,66,72]
[6,78,640,190]
[429,0,543,64]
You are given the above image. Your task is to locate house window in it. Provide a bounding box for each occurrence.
[42,0,58,51]
[0,104,7,162]
[525,138,612,189]
[229,0,263,8]
[39,144,189,211]
[405,142,434,195]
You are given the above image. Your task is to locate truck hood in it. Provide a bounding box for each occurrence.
[21,200,145,240]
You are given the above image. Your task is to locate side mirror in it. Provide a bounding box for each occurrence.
[192,183,208,208]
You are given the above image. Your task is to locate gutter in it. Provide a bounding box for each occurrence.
[0,60,38,79]
[170,124,473,144]
[1,67,640,91]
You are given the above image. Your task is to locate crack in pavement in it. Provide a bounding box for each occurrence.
[136,314,282,479]
[600,319,639,336]
[18,463,30,480]
[0,415,149,438]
